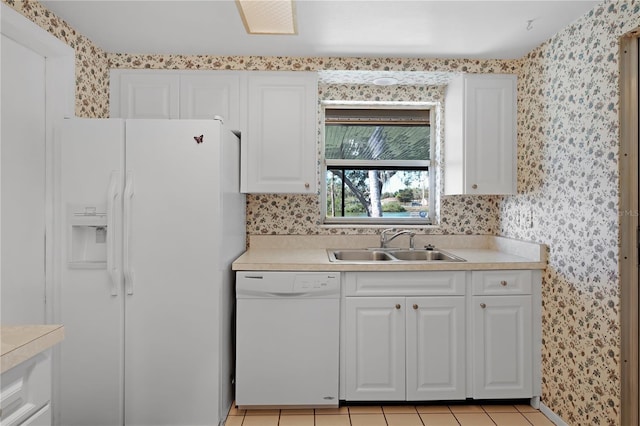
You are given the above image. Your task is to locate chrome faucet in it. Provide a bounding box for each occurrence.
[380,228,416,249]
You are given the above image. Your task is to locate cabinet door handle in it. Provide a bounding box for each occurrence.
[304,182,310,189]
[413,304,418,310]
[500,280,508,286]
[395,304,401,310]
[472,184,478,189]
[480,303,487,309]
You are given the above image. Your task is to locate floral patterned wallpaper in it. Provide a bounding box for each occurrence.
[500,1,639,424]
[2,0,110,118]
[7,0,638,424]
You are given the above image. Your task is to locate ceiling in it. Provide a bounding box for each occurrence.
[41,1,601,60]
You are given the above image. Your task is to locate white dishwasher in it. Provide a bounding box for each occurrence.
[235,271,340,408]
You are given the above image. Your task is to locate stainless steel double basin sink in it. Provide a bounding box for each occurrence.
[327,248,465,263]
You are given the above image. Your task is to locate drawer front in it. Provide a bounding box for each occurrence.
[345,271,466,296]
[1,352,51,426]
[472,270,532,295]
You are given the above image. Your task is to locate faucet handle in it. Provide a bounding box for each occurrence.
[424,244,435,251]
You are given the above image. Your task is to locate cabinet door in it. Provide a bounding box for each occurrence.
[346,297,405,400]
[406,297,465,400]
[444,74,516,195]
[243,71,317,193]
[180,73,241,130]
[473,295,533,398]
[1,352,51,426]
[464,75,516,194]
[116,73,179,119]
[20,404,51,426]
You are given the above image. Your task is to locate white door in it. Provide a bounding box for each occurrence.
[406,296,466,400]
[473,295,533,398]
[57,119,125,426]
[123,120,222,425]
[346,297,405,400]
[1,34,46,324]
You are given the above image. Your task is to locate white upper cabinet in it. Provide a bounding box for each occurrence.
[444,74,517,195]
[113,72,180,119]
[110,70,318,194]
[179,73,242,130]
[242,71,318,194]
[110,70,242,129]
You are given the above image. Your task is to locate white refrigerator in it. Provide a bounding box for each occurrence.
[53,118,245,426]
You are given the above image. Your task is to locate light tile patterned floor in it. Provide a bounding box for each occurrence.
[225,403,556,426]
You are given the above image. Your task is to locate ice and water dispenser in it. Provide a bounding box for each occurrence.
[67,204,108,268]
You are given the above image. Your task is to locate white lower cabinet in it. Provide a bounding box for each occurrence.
[0,352,52,426]
[344,271,466,401]
[472,295,532,398]
[407,296,466,400]
[471,270,535,399]
[345,297,406,400]
[343,270,540,403]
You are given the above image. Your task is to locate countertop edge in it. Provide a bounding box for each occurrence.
[232,247,547,272]
[232,261,546,271]
[1,325,65,373]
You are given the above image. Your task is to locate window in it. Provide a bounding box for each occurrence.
[323,105,433,225]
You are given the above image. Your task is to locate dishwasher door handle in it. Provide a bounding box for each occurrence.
[266,292,310,297]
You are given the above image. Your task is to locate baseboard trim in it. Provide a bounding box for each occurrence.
[539,401,568,426]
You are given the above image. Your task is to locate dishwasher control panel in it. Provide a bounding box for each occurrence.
[236,272,340,298]
[293,274,339,292]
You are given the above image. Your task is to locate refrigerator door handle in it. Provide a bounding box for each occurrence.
[124,171,135,295]
[106,171,121,296]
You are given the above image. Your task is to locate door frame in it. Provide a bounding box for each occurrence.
[1,3,75,323]
[1,5,75,426]
[619,29,640,426]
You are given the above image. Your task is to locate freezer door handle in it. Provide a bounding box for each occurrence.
[106,171,121,296]
[124,171,135,295]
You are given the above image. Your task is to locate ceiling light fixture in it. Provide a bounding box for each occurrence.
[236,0,297,35]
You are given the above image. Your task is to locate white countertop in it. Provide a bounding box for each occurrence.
[232,235,547,271]
[1,324,65,373]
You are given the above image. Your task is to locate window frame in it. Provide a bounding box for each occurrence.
[321,102,436,226]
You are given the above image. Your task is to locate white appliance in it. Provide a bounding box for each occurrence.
[54,118,245,426]
[235,272,340,408]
